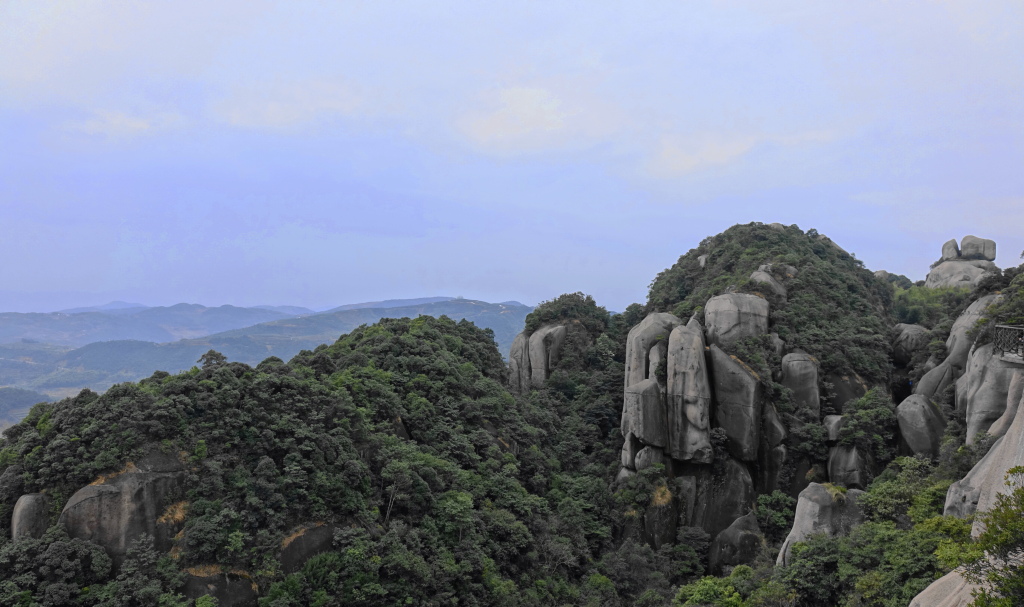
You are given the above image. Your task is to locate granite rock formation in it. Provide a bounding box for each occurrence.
[781,353,820,417]
[893,324,929,366]
[925,236,998,288]
[11,493,50,540]
[666,320,713,462]
[958,343,1020,444]
[896,394,946,458]
[777,483,865,567]
[708,512,763,574]
[704,294,769,349]
[710,345,763,461]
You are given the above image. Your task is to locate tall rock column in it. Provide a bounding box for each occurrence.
[710,345,763,462]
[666,319,713,463]
[781,352,820,418]
[704,293,769,349]
[528,324,568,388]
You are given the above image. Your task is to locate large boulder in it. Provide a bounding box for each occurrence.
[634,446,665,472]
[11,493,50,540]
[528,324,567,387]
[757,404,788,493]
[58,450,185,564]
[620,432,642,470]
[893,324,929,366]
[710,345,763,461]
[925,259,999,289]
[941,238,961,261]
[896,395,946,458]
[749,270,786,300]
[823,415,844,442]
[704,294,769,349]
[946,295,1002,372]
[708,512,763,575]
[914,361,955,400]
[704,458,755,538]
[957,343,1019,443]
[625,313,683,389]
[944,385,1024,529]
[909,569,979,607]
[508,331,531,393]
[621,378,667,448]
[828,445,870,489]
[826,372,867,413]
[777,483,865,567]
[987,371,1024,439]
[644,481,681,549]
[666,320,713,462]
[960,235,996,261]
[781,353,820,418]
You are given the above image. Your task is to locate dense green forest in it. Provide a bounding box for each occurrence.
[1,224,1022,606]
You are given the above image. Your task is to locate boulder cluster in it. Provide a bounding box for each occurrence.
[925,235,998,289]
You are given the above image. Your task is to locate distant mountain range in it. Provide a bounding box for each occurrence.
[0,297,532,406]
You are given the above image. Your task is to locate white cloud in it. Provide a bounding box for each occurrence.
[215,79,363,130]
[460,87,567,145]
[66,110,185,138]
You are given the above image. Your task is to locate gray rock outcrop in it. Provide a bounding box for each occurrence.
[896,394,946,458]
[709,512,763,574]
[960,235,996,261]
[987,371,1024,439]
[827,372,867,412]
[11,493,50,540]
[781,353,820,417]
[777,482,865,567]
[758,404,787,493]
[749,270,786,300]
[909,569,979,607]
[59,450,185,564]
[622,378,667,448]
[621,432,642,470]
[915,361,955,400]
[508,331,531,393]
[704,294,769,349]
[634,446,665,471]
[947,295,1002,371]
[710,345,763,461]
[705,458,756,538]
[893,324,929,366]
[625,313,683,388]
[828,445,870,489]
[958,343,1019,443]
[281,523,335,574]
[823,415,844,442]
[528,324,567,387]
[941,238,961,261]
[666,320,712,462]
[945,384,1024,525]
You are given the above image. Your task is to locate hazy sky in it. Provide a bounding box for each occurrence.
[2,1,1022,313]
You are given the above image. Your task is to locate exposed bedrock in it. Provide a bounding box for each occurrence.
[945,384,1024,526]
[941,238,961,261]
[896,394,946,458]
[826,372,867,413]
[621,378,667,448]
[823,415,844,442]
[959,235,996,261]
[776,482,865,567]
[634,446,665,472]
[281,523,336,574]
[528,324,567,388]
[749,270,786,300]
[958,343,1019,444]
[909,569,979,607]
[893,323,929,366]
[58,450,185,564]
[666,320,713,462]
[708,512,763,575]
[828,445,870,490]
[508,331,531,393]
[915,361,955,400]
[704,457,756,538]
[925,260,998,289]
[11,493,50,540]
[757,404,788,493]
[620,432,642,470]
[987,371,1024,439]
[781,353,820,418]
[948,295,1002,371]
[704,293,769,349]
[625,312,683,389]
[710,345,763,461]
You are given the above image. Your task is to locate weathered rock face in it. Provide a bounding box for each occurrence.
[528,324,567,388]
[987,371,1024,439]
[947,295,1002,371]
[781,353,820,417]
[758,404,788,493]
[621,432,642,470]
[634,446,665,471]
[704,294,769,349]
[622,378,667,448]
[281,523,335,574]
[827,372,867,413]
[777,483,865,567]
[704,458,755,538]
[896,395,946,458]
[944,385,1024,528]
[960,235,996,261]
[828,445,870,489]
[666,320,713,462]
[59,450,185,564]
[11,493,50,540]
[708,512,763,574]
[183,570,258,607]
[749,270,786,300]
[625,313,684,389]
[710,345,763,461]
[915,361,955,400]
[926,259,998,289]
[893,324,929,366]
[823,415,844,442]
[909,569,979,607]
[941,238,961,261]
[644,481,681,549]
[508,331,531,393]
[958,343,1020,443]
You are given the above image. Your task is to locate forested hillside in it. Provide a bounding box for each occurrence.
[1,223,1022,606]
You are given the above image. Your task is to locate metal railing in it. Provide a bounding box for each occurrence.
[994,325,1024,358]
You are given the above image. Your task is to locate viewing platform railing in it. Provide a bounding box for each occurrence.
[994,324,1024,362]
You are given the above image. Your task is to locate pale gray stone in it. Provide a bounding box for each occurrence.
[621,378,667,448]
[782,353,820,417]
[710,345,762,461]
[893,323,929,366]
[958,343,1019,443]
[709,512,763,574]
[624,313,683,388]
[777,482,865,567]
[925,260,998,289]
[828,445,869,489]
[909,569,979,607]
[528,324,567,387]
[749,270,787,299]
[823,415,844,442]
[896,394,946,458]
[508,331,531,393]
[705,293,769,349]
[11,493,50,540]
[634,445,665,471]
[666,321,712,462]
[960,235,996,261]
[941,238,961,261]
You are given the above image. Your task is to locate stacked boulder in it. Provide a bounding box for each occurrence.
[925,236,998,289]
[508,323,568,393]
